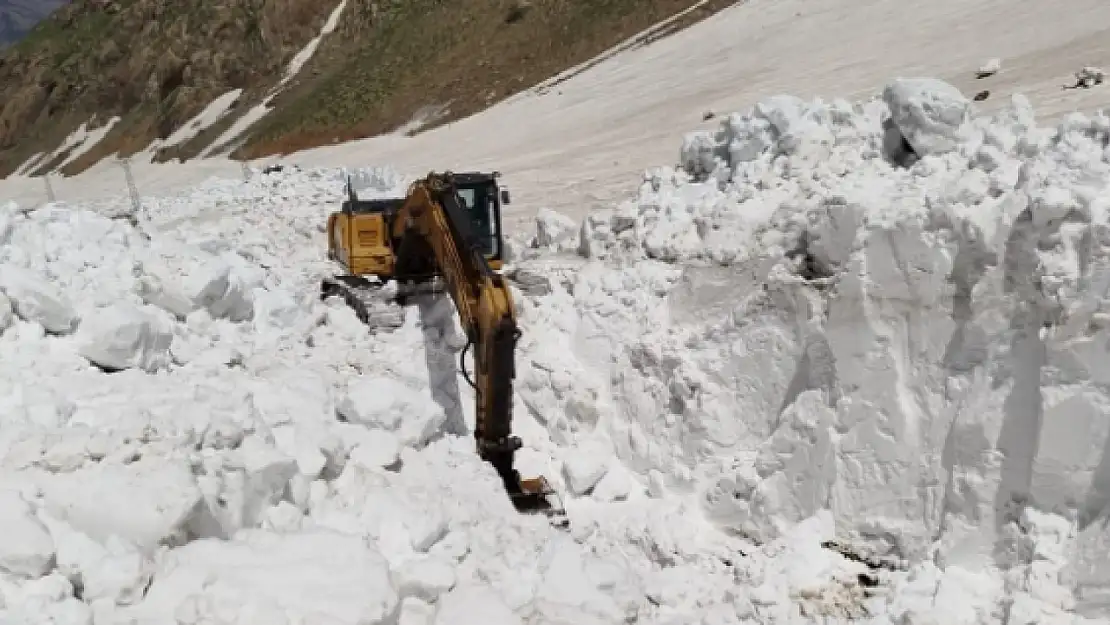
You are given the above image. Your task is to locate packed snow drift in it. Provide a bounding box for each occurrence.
[2,77,1110,624]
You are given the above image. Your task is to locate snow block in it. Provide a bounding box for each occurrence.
[533,208,578,250]
[679,131,721,178]
[394,557,457,603]
[349,430,403,469]
[186,258,255,322]
[882,78,971,156]
[234,436,300,528]
[249,369,334,428]
[42,517,153,606]
[337,377,446,448]
[75,303,173,372]
[252,286,303,332]
[38,459,203,552]
[435,583,521,625]
[129,529,398,624]
[0,490,56,578]
[133,266,196,319]
[562,444,610,496]
[0,264,79,333]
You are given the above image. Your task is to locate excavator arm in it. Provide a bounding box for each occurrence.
[390,173,563,519]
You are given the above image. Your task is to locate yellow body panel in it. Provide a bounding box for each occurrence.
[328,211,395,277]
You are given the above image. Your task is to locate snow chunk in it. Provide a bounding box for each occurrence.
[349,430,402,469]
[0,265,79,333]
[130,529,398,624]
[533,208,578,250]
[407,510,449,553]
[42,517,153,605]
[186,257,256,322]
[882,78,971,156]
[976,57,1001,78]
[133,265,195,319]
[0,490,56,578]
[337,377,446,448]
[251,286,303,332]
[562,443,610,496]
[435,583,521,625]
[394,557,456,603]
[75,303,173,372]
[399,599,435,625]
[38,459,203,552]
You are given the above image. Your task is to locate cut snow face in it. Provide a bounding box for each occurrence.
[1,77,1109,625]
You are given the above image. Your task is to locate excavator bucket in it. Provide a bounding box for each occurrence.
[511,475,568,529]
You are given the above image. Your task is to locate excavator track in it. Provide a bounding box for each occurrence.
[320,274,450,331]
[322,275,403,331]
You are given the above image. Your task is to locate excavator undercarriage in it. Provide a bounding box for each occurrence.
[321,171,567,527]
[320,274,442,331]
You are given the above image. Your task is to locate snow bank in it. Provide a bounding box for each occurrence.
[510,77,1110,622]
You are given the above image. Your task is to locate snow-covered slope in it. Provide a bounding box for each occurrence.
[3,76,1110,623]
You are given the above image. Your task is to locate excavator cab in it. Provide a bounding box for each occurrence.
[447,172,511,270]
[326,172,510,277]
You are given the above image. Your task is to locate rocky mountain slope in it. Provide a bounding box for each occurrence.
[0,0,66,47]
[0,0,735,179]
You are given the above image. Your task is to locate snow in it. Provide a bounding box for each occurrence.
[145,89,244,155]
[0,265,79,334]
[14,116,123,176]
[280,0,348,88]
[978,58,1003,78]
[883,78,972,157]
[55,117,121,171]
[198,96,276,158]
[2,0,1110,621]
[14,152,47,177]
[74,302,174,372]
[0,490,56,578]
[2,76,1110,624]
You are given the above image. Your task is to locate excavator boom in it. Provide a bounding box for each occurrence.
[323,171,566,526]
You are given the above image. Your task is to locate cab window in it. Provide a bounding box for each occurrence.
[456,187,500,258]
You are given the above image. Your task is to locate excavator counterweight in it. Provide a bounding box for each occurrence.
[323,171,566,526]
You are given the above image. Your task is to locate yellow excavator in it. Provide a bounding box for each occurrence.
[322,171,566,526]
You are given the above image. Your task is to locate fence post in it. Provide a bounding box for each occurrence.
[43,175,56,203]
[121,158,141,215]
[117,157,149,239]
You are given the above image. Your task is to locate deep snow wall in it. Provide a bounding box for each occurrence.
[514,78,1110,619]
